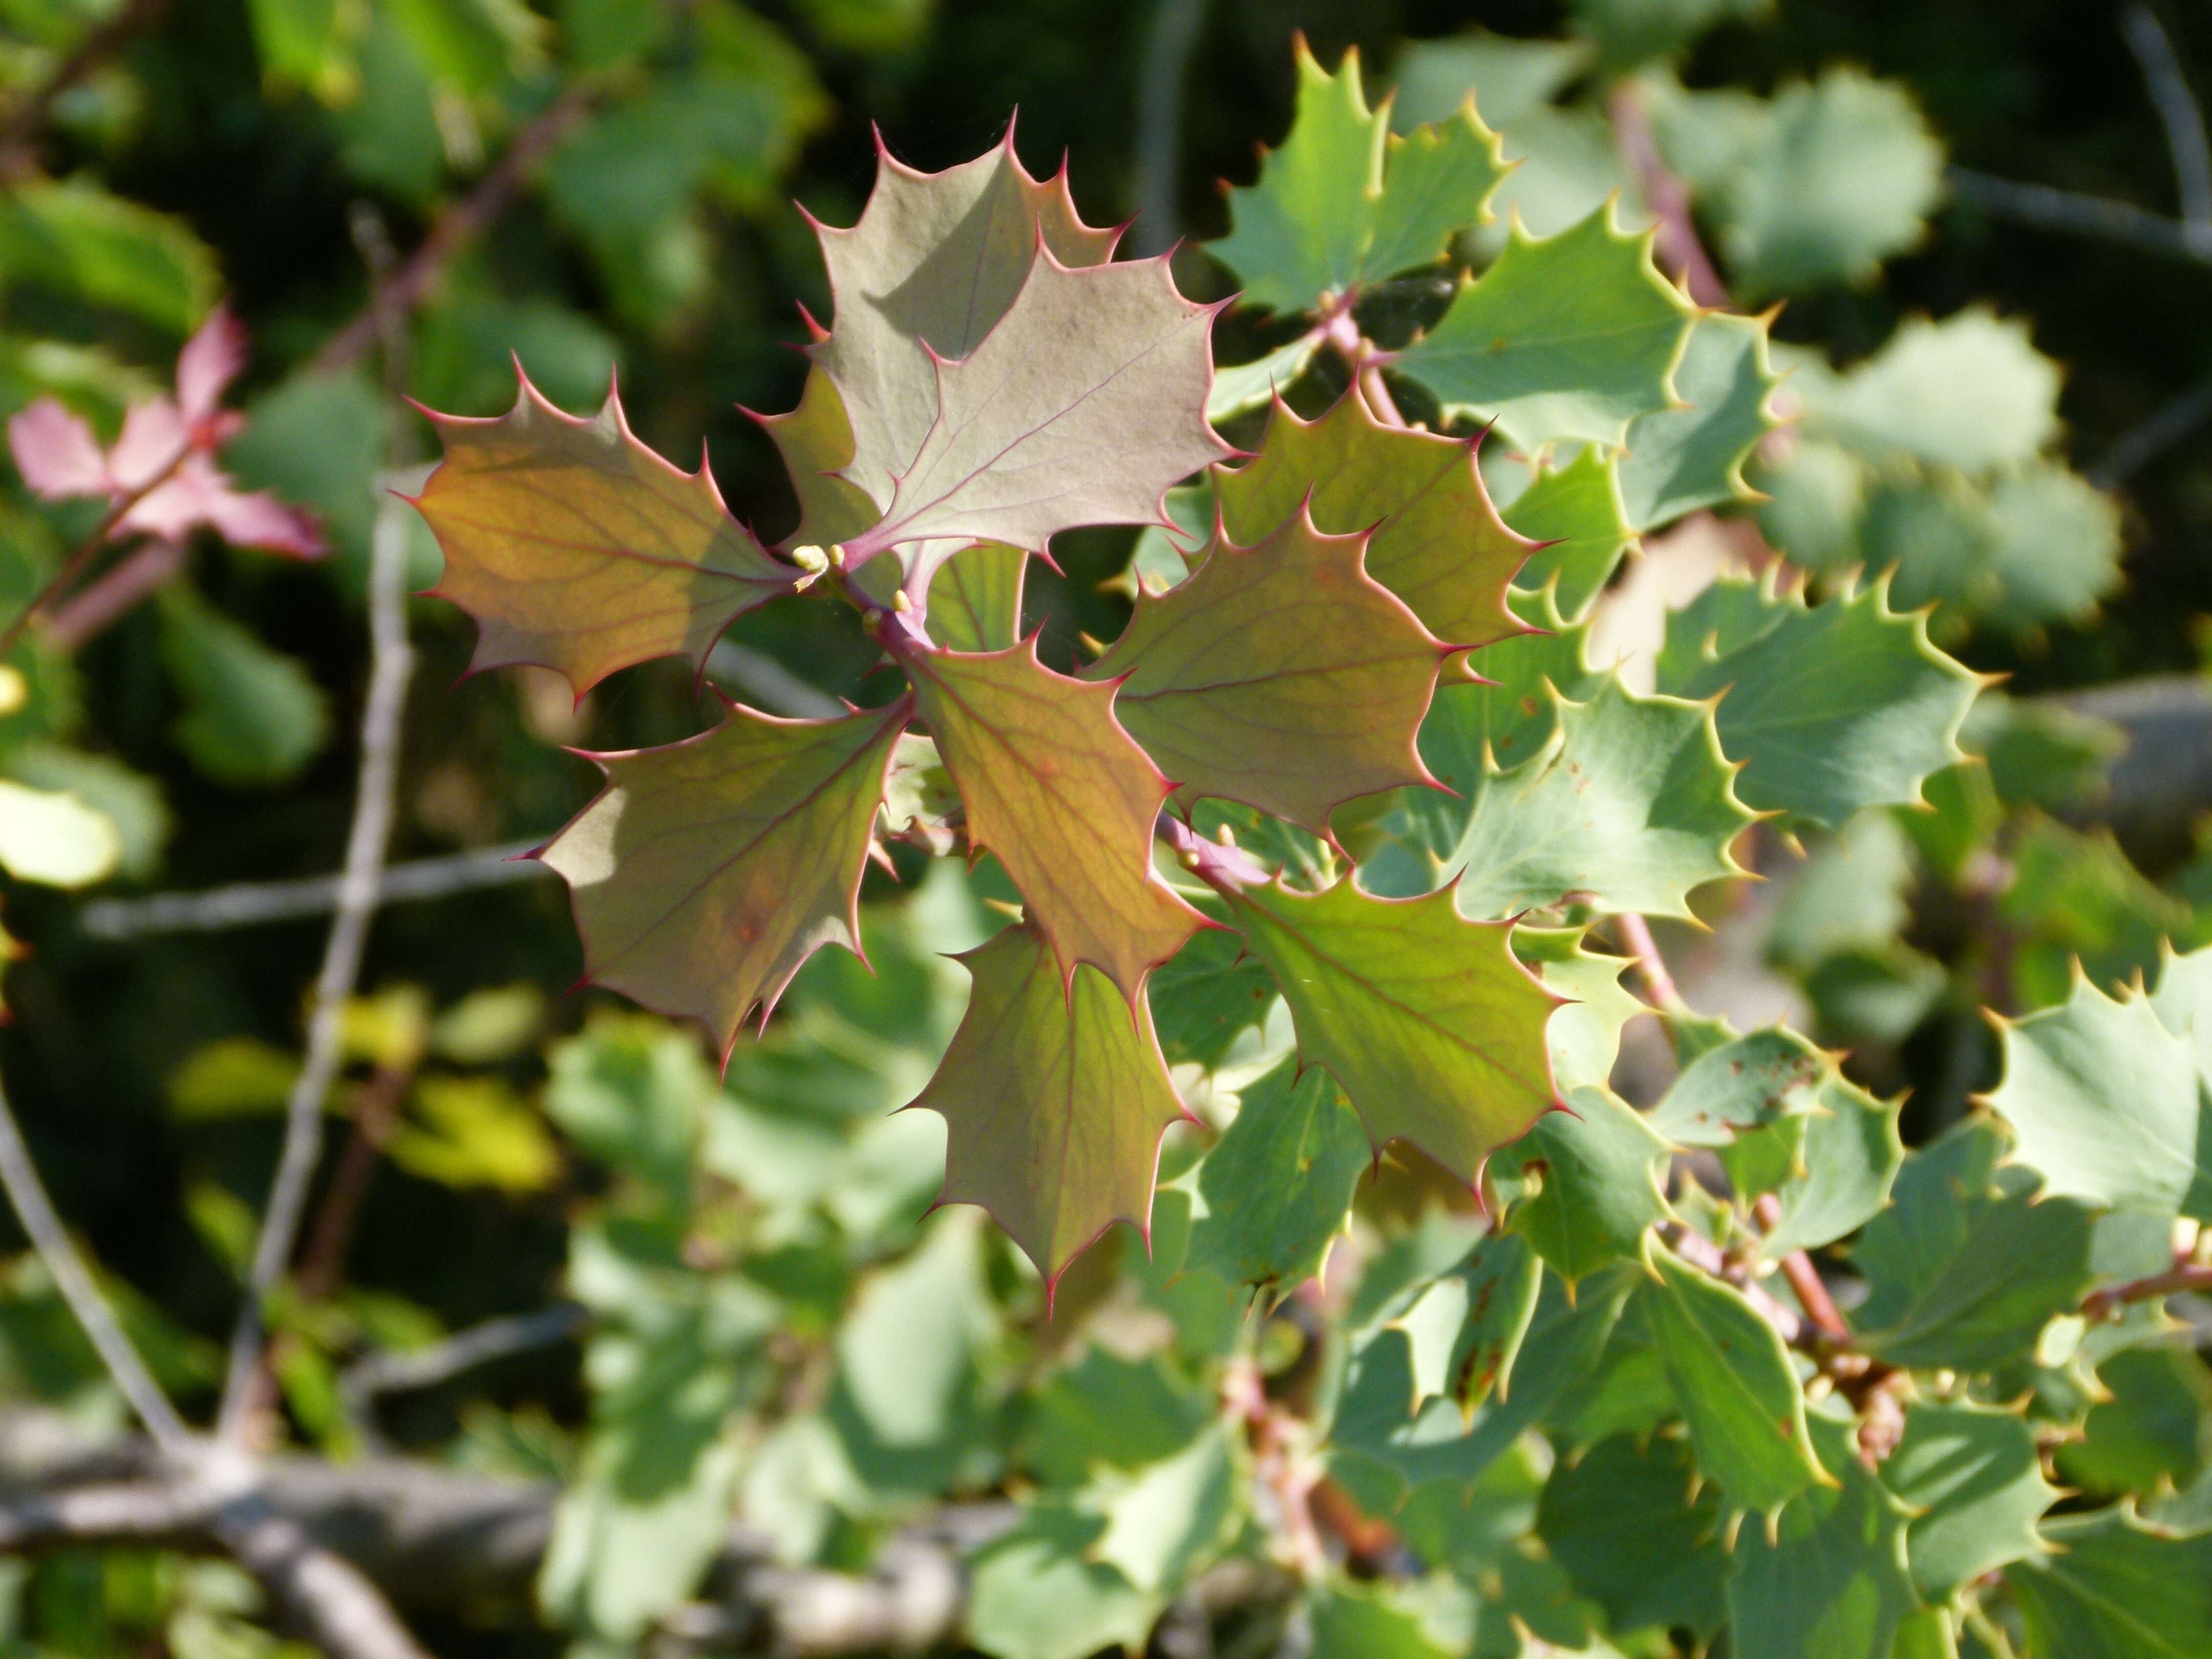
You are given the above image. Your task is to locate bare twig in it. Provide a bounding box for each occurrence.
[311,82,601,375]
[2122,4,2212,235]
[708,639,846,718]
[218,479,416,1441]
[1608,80,1730,307]
[0,0,167,169]
[1948,166,2212,265]
[1132,0,1209,257]
[339,1304,586,1447]
[2088,373,2212,485]
[0,1080,189,1450]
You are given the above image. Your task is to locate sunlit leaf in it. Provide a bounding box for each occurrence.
[1537,1432,1728,1643]
[1618,311,1781,531]
[2006,1506,2212,1659]
[926,541,1026,652]
[541,699,908,1054]
[1185,1056,1369,1295]
[416,372,797,694]
[1883,1402,2056,1601]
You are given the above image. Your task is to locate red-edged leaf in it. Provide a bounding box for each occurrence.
[902,639,1204,1000]
[415,371,796,694]
[1088,505,1449,835]
[539,697,909,1055]
[842,249,1232,563]
[805,130,1119,517]
[1213,389,1533,665]
[1219,877,1561,1180]
[912,923,1187,1282]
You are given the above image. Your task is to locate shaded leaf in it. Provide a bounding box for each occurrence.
[1644,1239,1830,1514]
[1396,207,1694,453]
[926,541,1026,652]
[2007,1507,2212,1659]
[1221,877,1559,1181]
[904,641,1204,997]
[1145,908,1277,1069]
[541,699,908,1054]
[1392,1229,1541,1412]
[1883,1402,2056,1601]
[1618,311,1781,531]
[1494,1086,1672,1282]
[1653,575,1979,830]
[417,372,796,693]
[1501,446,1634,619]
[1213,389,1533,656]
[1537,1432,1728,1643]
[157,586,331,789]
[1185,1056,1369,1295]
[911,925,1186,1281]
[1090,508,1447,833]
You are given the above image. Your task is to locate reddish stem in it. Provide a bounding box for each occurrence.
[0,439,191,653]
[40,537,185,650]
[1752,1193,1851,1341]
[2083,1260,2212,1321]
[1617,911,1688,1014]
[1608,81,1730,308]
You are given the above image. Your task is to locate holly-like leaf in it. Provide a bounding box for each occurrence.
[1518,926,1642,1094]
[2006,1507,2212,1659]
[841,250,1230,564]
[1850,1119,2096,1371]
[1752,1071,1904,1259]
[1537,1433,1728,1644]
[1207,333,1326,422]
[926,541,1026,652]
[416,372,796,694]
[539,698,909,1054]
[1145,908,1277,1069]
[1500,447,1634,619]
[904,642,1204,999]
[1085,1422,1242,1596]
[1211,41,1507,315]
[803,132,1118,515]
[1212,390,1534,656]
[1653,575,1979,830]
[1493,1086,1673,1283]
[752,364,879,548]
[965,1502,1160,1659]
[1645,1240,1831,1515]
[1219,877,1560,1181]
[1617,311,1781,532]
[1727,1416,1919,1659]
[1393,1229,1542,1412]
[1440,675,1754,921]
[1883,1402,2057,1601]
[1647,1026,1828,1147]
[1089,508,1448,834]
[1987,973,2212,1221]
[910,924,1187,1282]
[1396,207,1695,453]
[1185,1056,1370,1296]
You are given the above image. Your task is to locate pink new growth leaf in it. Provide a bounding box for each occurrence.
[4,305,323,559]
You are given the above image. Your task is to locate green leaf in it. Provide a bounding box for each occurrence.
[1644,1240,1830,1514]
[911,925,1186,1281]
[1390,31,1593,132]
[0,180,218,333]
[904,642,1203,998]
[1500,446,1635,619]
[1883,1402,2057,1600]
[1986,973,2212,1222]
[840,247,1228,566]
[1647,1026,1830,1148]
[1494,1087,1672,1283]
[1753,1071,1904,1259]
[2003,817,2192,1008]
[1517,926,1642,1094]
[1207,333,1326,422]
[2060,1346,2212,1502]
[1090,508,1445,833]
[1392,1229,1542,1412]
[926,541,1026,652]
[1851,1119,2097,1371]
[2007,1507,2212,1659]
[1211,42,1508,315]
[544,1015,712,1211]
[1618,312,1781,531]
[1307,1581,1457,1659]
[804,136,1117,515]
[1086,1422,1242,1595]
[1440,675,1753,921]
[388,0,544,94]
[1213,389,1533,656]
[1220,877,1559,1181]
[1697,69,1943,296]
[1653,576,1979,829]
[1396,207,1694,453]
[1726,1415,1920,1659]
[965,1504,1160,1659]
[1537,1432,1728,1643]
[1145,908,1277,1069]
[755,366,881,548]
[2,743,167,881]
[1185,1057,1369,1295]
[417,373,797,694]
[1571,0,1770,68]
[156,587,331,790]
[540,699,907,1054]
[1026,1346,1216,1487]
[1794,309,2061,474]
